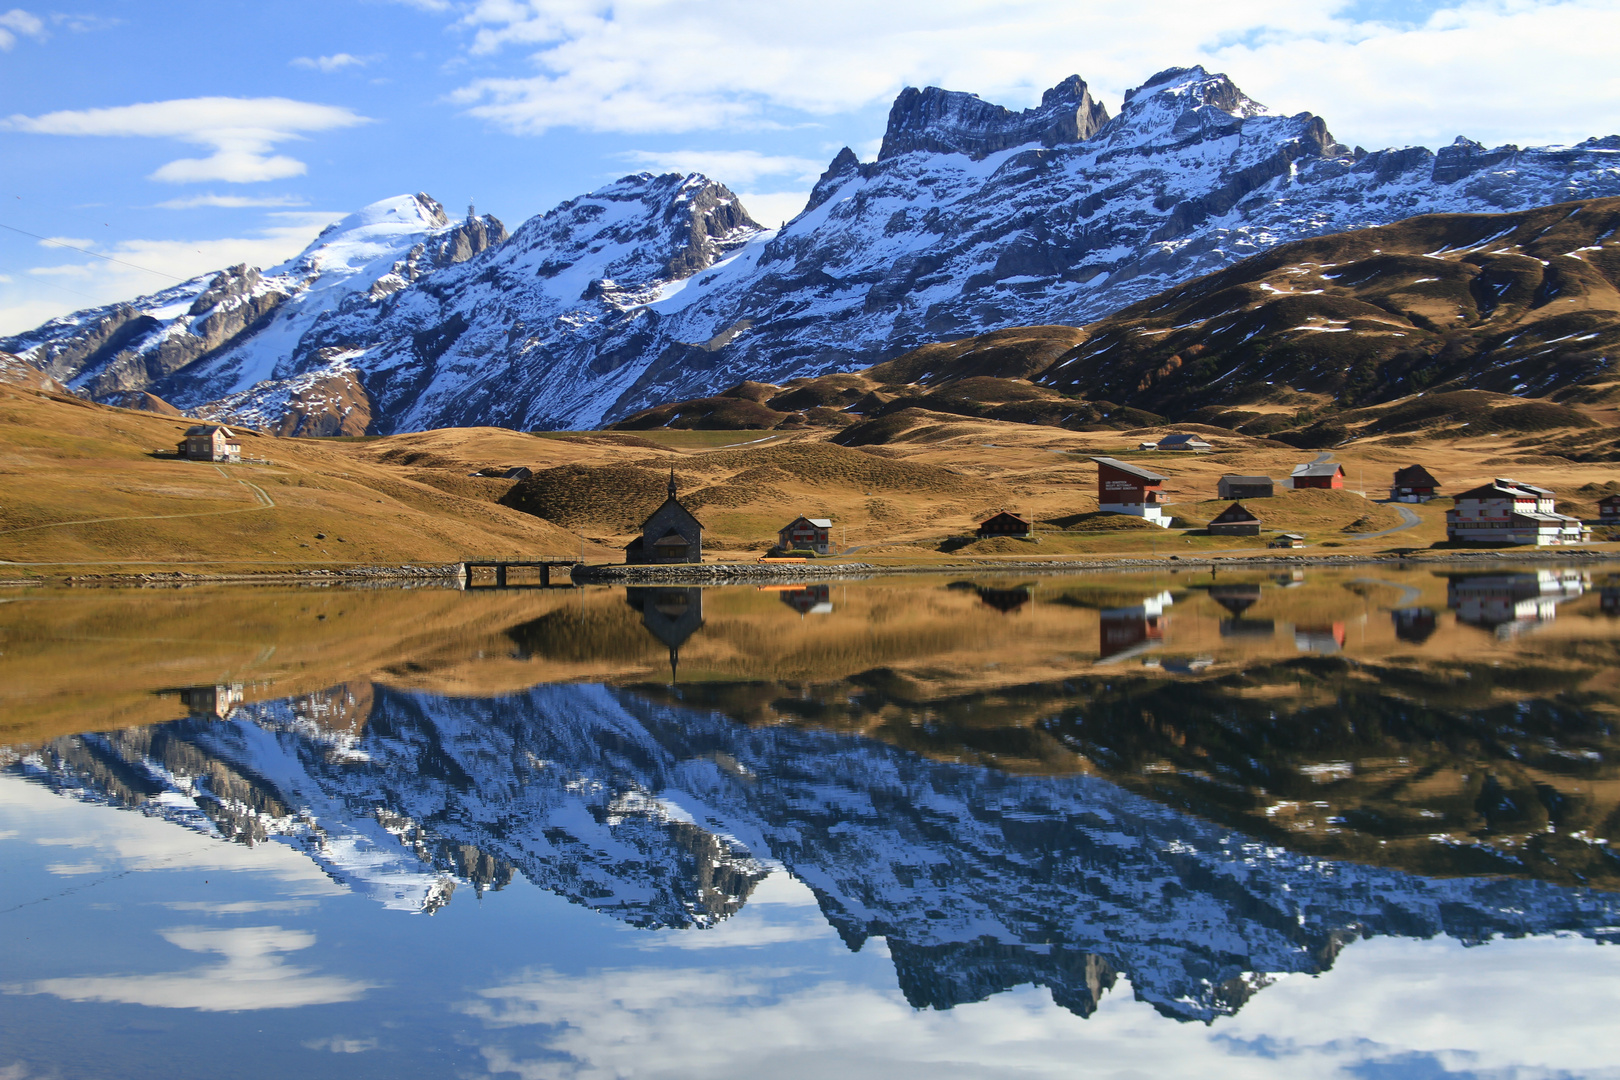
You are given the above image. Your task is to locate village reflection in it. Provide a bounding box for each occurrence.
[1445,570,1589,638]
[1097,591,1173,662]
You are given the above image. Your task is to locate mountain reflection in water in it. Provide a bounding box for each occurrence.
[5,564,1620,1061]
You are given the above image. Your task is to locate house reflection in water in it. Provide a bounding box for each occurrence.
[976,585,1033,614]
[1204,583,1274,639]
[157,683,244,719]
[777,584,834,616]
[1097,592,1173,662]
[1602,586,1620,616]
[625,587,705,681]
[1445,570,1589,639]
[1392,607,1439,644]
[1293,623,1346,654]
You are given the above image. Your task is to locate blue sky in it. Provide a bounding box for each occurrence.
[2,0,1617,334]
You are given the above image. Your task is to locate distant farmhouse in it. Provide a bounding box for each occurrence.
[1290,461,1344,489]
[1269,533,1307,549]
[1207,502,1262,536]
[177,425,240,463]
[1390,465,1441,502]
[1218,475,1273,500]
[1446,479,1588,546]
[778,515,834,555]
[978,511,1034,539]
[1600,494,1620,524]
[1091,457,1170,527]
[626,471,703,564]
[1138,433,1212,452]
[504,466,533,480]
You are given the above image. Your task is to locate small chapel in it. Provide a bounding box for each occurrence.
[624,469,703,564]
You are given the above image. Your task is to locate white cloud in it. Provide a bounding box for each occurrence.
[303,1036,382,1053]
[620,149,824,185]
[291,52,377,73]
[443,0,1620,149]
[7,925,376,1012]
[4,97,372,184]
[0,8,44,50]
[735,191,811,228]
[154,193,311,209]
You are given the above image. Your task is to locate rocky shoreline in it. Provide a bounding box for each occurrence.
[3,547,1616,590]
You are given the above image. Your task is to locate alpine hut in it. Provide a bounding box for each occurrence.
[177,425,241,463]
[1599,494,1620,524]
[977,511,1034,539]
[1390,465,1441,502]
[1207,502,1262,536]
[625,470,704,564]
[1155,433,1214,452]
[1217,475,1274,500]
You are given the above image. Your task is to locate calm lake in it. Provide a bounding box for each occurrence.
[4,566,1620,1079]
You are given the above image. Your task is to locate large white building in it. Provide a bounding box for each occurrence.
[1445,479,1588,545]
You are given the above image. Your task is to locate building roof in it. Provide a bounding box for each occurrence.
[980,510,1031,526]
[1600,494,1620,505]
[806,518,833,528]
[1220,475,1272,486]
[1091,457,1166,482]
[1455,478,1553,502]
[1290,461,1345,477]
[182,424,234,437]
[1393,464,1440,487]
[1210,502,1260,524]
[1276,532,1306,539]
[1157,433,1212,447]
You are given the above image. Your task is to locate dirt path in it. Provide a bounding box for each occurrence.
[1349,504,1422,540]
[0,464,276,537]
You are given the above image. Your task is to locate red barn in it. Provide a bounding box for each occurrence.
[1090,457,1169,526]
[1290,461,1344,489]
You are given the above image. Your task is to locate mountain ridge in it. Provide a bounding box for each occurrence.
[7,65,1620,434]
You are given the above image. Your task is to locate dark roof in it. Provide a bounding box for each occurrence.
[1091,457,1166,482]
[980,510,1031,527]
[1291,461,1345,477]
[1454,480,1536,501]
[1157,433,1212,447]
[1600,494,1620,505]
[1393,464,1440,487]
[1220,475,1272,486]
[1210,502,1260,524]
[182,424,233,437]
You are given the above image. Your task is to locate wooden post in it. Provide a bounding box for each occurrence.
[541,564,551,587]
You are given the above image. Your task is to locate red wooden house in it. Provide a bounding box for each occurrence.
[1090,457,1169,527]
[1290,461,1344,489]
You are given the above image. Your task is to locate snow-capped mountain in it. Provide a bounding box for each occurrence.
[7,66,1620,433]
[2,193,505,434]
[11,680,1619,1023]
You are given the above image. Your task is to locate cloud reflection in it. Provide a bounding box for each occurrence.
[460,935,1620,1080]
[7,926,375,1012]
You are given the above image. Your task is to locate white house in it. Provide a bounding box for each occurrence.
[1445,479,1588,545]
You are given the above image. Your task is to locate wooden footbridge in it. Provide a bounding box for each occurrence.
[459,560,582,589]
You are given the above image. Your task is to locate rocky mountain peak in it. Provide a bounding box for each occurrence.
[878,74,1110,161]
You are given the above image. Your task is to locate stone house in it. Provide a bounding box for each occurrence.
[177,425,241,462]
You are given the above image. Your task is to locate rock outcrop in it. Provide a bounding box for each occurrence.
[878,74,1111,160]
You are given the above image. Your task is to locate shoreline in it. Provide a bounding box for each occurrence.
[5,546,1617,589]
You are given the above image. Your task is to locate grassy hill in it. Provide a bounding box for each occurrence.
[609,198,1620,457]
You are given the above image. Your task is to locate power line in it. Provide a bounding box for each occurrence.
[0,221,189,282]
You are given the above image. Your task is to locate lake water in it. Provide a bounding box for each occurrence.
[4,566,1620,1079]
